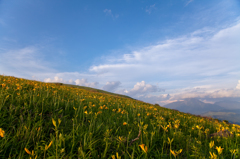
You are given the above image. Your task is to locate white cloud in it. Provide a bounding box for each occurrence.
[172,88,240,99]
[136,86,240,106]
[185,0,194,6]
[1,19,239,107]
[75,78,99,88]
[89,20,240,85]
[145,4,156,14]
[236,80,240,89]
[44,76,74,84]
[0,46,55,77]
[102,81,121,92]
[43,76,99,88]
[121,81,164,97]
[103,9,119,19]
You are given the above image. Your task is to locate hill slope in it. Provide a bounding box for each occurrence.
[0,75,240,158]
[49,82,134,100]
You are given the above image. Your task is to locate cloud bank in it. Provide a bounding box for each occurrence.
[236,80,240,90]
[102,81,121,92]
[120,81,164,97]
[44,76,99,88]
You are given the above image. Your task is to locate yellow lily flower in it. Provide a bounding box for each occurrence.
[139,144,148,153]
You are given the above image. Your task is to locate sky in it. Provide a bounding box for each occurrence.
[0,0,240,106]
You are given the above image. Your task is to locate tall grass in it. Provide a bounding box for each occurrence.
[0,75,239,158]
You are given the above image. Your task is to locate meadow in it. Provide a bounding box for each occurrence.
[0,75,239,159]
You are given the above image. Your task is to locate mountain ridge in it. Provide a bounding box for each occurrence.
[164,98,240,124]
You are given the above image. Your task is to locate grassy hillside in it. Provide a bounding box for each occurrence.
[0,75,240,159]
[49,82,134,100]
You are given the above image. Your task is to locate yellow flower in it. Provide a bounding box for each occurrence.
[168,137,174,144]
[24,148,32,155]
[139,144,148,153]
[215,146,224,155]
[45,141,53,150]
[137,113,140,116]
[1,83,6,87]
[161,125,168,132]
[209,152,217,159]
[60,148,65,153]
[170,149,182,158]
[84,111,88,114]
[209,141,214,149]
[0,128,5,137]
[112,152,121,159]
[123,122,127,126]
[230,149,237,154]
[170,149,176,157]
[117,108,121,113]
[52,118,56,127]
[118,136,125,142]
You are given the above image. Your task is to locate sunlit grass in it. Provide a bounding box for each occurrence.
[0,75,239,158]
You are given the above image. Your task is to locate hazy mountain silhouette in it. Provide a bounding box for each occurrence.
[214,100,240,110]
[164,98,240,124]
[163,98,224,115]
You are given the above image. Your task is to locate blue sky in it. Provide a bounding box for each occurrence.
[1,0,240,105]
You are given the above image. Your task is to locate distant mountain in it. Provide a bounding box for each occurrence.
[214,101,240,110]
[164,98,240,124]
[163,98,224,115]
[201,110,240,125]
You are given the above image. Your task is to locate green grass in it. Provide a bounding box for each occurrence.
[0,75,240,159]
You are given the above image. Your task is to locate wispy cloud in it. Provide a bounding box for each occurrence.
[145,4,156,14]
[44,76,99,88]
[1,19,239,106]
[0,18,6,26]
[75,78,99,87]
[118,81,164,97]
[102,81,121,92]
[90,21,240,80]
[44,76,74,84]
[139,85,240,106]
[103,9,119,19]
[88,20,240,103]
[236,80,240,90]
[185,0,194,6]
[0,46,55,77]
